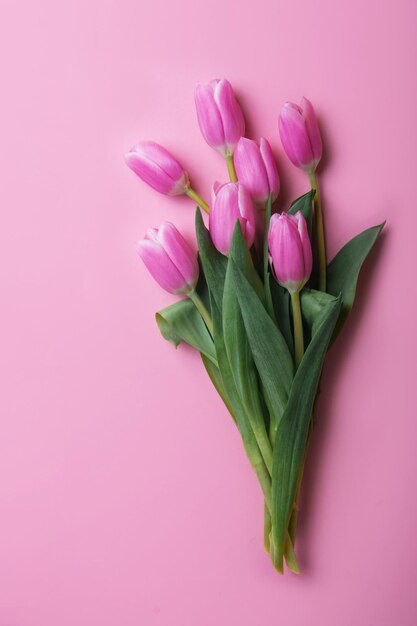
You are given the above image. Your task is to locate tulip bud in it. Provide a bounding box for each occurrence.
[209,182,255,255]
[268,211,312,293]
[194,79,245,157]
[234,137,280,206]
[278,97,322,173]
[125,141,189,195]
[137,222,199,294]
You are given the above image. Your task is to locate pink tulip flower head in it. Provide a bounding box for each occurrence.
[209,181,256,255]
[194,79,245,157]
[278,97,322,173]
[234,137,280,206]
[137,222,199,295]
[268,211,312,293]
[125,141,189,195]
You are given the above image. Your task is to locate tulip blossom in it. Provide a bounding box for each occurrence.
[194,79,245,157]
[125,141,189,196]
[137,222,199,294]
[268,211,312,293]
[278,97,322,173]
[234,137,280,206]
[209,182,256,255]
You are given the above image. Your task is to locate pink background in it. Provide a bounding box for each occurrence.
[0,0,416,624]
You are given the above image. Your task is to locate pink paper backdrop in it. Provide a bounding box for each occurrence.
[0,0,416,624]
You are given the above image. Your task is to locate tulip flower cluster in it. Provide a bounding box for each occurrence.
[124,79,384,574]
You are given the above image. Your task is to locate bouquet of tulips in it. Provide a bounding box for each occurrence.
[125,79,384,574]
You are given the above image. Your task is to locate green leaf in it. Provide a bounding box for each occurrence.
[210,294,273,505]
[195,209,227,311]
[156,298,217,365]
[300,288,337,346]
[288,190,314,236]
[195,210,273,495]
[271,294,342,571]
[327,223,384,336]
[223,223,273,473]
[201,353,236,422]
[228,261,294,438]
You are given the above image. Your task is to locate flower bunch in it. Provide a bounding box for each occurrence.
[125,79,384,574]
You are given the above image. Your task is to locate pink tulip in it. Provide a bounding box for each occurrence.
[268,211,312,293]
[234,137,280,206]
[209,182,256,255]
[278,97,322,173]
[125,141,189,195]
[194,79,245,156]
[137,222,199,294]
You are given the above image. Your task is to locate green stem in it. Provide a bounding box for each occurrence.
[241,447,276,566]
[252,426,273,476]
[188,291,213,336]
[249,452,272,511]
[288,490,300,545]
[185,187,210,213]
[309,172,327,292]
[264,502,271,552]
[248,462,290,570]
[263,491,299,573]
[290,290,304,369]
[270,528,299,574]
[284,533,300,574]
[253,439,299,573]
[226,153,238,182]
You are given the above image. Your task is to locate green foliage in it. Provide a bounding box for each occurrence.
[288,189,314,235]
[228,260,293,440]
[153,201,384,574]
[327,223,384,337]
[271,295,341,570]
[156,298,217,365]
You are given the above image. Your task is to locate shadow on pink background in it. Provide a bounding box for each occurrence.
[0,0,416,624]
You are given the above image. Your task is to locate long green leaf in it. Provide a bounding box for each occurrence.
[195,209,227,311]
[300,288,337,347]
[201,353,236,422]
[271,294,341,571]
[223,224,273,473]
[327,223,384,336]
[156,298,217,365]
[195,210,272,497]
[211,294,273,505]
[228,261,294,437]
[288,190,314,236]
